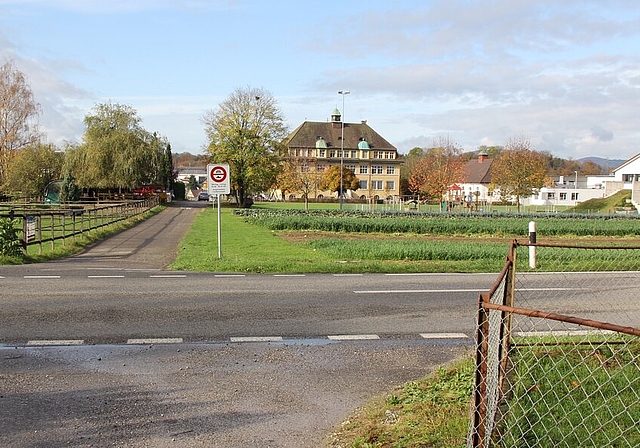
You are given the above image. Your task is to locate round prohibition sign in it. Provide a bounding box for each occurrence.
[210,165,228,183]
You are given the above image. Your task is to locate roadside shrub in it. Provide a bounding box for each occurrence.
[0,218,23,257]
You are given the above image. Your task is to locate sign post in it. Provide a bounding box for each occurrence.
[207,164,231,259]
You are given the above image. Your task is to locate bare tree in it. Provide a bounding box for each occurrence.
[0,60,41,185]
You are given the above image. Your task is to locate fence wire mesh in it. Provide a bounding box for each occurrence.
[468,242,640,448]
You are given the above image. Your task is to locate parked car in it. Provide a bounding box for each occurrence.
[198,192,209,201]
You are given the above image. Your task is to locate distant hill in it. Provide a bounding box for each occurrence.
[577,157,626,170]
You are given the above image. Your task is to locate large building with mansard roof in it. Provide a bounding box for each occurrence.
[284,108,401,201]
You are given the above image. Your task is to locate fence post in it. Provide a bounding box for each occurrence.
[528,221,536,268]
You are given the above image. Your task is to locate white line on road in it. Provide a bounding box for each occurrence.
[420,333,469,339]
[328,334,380,340]
[127,338,184,344]
[27,340,84,346]
[230,336,283,342]
[273,274,306,277]
[87,275,126,278]
[354,289,482,294]
[23,275,61,279]
[515,288,586,291]
[149,275,187,278]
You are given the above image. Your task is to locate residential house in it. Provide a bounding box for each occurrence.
[459,149,493,207]
[285,109,401,201]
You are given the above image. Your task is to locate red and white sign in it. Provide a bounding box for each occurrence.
[207,163,231,194]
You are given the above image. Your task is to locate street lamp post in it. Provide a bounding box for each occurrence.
[338,90,350,209]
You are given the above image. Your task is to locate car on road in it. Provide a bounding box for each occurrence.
[198,192,209,201]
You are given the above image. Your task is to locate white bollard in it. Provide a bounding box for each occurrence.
[529,221,536,268]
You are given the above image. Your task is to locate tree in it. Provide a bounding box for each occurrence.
[65,102,167,190]
[407,136,464,207]
[580,160,603,176]
[160,143,175,190]
[2,142,62,199]
[399,146,424,196]
[202,87,288,207]
[60,171,81,202]
[0,60,41,185]
[187,174,199,190]
[320,165,359,196]
[277,158,323,209]
[490,137,547,212]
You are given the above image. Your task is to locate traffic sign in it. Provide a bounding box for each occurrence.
[207,163,230,194]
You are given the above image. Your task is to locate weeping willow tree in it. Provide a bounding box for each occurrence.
[64,102,169,192]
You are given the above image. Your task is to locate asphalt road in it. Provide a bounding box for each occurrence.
[0,202,486,447]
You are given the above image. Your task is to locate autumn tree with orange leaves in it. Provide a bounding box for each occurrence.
[408,136,464,208]
[490,137,548,212]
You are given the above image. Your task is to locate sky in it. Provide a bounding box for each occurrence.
[1,0,639,160]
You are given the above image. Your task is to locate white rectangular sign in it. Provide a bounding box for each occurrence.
[207,163,231,195]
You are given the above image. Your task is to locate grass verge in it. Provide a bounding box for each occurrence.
[326,357,474,448]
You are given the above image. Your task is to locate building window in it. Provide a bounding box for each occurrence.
[374,151,384,159]
[386,166,395,175]
[359,180,368,190]
[317,164,325,171]
[372,180,383,189]
[329,150,336,158]
[372,165,383,174]
[384,151,394,159]
[319,149,325,158]
[547,192,555,199]
[346,164,356,171]
[560,192,567,200]
[571,192,579,201]
[360,165,368,174]
[386,181,395,190]
[351,151,357,158]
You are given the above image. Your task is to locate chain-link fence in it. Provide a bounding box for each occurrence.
[468,241,640,448]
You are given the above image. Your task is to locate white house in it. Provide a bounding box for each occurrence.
[610,153,640,209]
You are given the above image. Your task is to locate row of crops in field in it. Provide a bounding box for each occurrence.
[234,209,640,238]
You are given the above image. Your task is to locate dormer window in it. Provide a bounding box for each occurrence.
[315,136,328,149]
[358,138,370,150]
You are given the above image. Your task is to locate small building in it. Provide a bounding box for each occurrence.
[285,109,401,202]
[459,149,493,206]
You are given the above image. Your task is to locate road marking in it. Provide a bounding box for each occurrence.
[230,336,283,342]
[87,275,125,278]
[149,275,187,278]
[420,332,468,339]
[328,334,380,340]
[27,339,84,346]
[127,338,183,344]
[354,289,482,294]
[273,274,306,277]
[23,275,61,279]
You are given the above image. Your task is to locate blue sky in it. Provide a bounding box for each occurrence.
[1,0,639,159]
